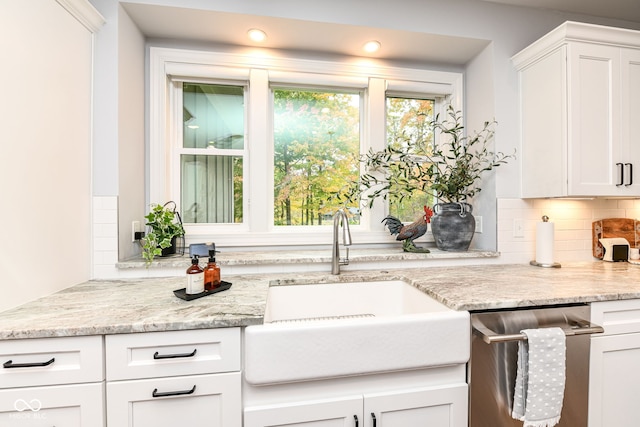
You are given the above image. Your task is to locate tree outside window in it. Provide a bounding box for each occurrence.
[273,89,361,226]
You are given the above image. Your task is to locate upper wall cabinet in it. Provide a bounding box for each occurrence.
[513,22,640,198]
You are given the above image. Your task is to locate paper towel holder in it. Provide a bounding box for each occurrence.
[530,215,561,268]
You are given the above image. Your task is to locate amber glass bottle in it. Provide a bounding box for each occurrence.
[204,249,221,291]
[186,255,204,294]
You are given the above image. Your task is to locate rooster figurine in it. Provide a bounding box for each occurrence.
[382,205,434,253]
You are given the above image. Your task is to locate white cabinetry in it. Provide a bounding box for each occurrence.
[245,384,467,427]
[0,336,104,426]
[513,22,640,198]
[244,367,468,427]
[589,299,640,427]
[106,328,241,427]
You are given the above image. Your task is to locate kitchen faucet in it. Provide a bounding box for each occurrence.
[331,209,352,274]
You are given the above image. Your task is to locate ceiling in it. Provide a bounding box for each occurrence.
[122,0,639,66]
[122,3,490,65]
[478,0,640,24]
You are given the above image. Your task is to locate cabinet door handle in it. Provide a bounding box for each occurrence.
[371,412,377,427]
[625,163,633,186]
[3,357,55,369]
[353,415,359,427]
[152,384,196,398]
[153,348,197,359]
[616,162,624,186]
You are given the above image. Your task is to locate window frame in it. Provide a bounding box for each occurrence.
[149,47,463,248]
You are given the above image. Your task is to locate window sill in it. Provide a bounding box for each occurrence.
[116,246,500,277]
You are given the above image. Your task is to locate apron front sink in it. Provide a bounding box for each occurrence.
[244,280,470,385]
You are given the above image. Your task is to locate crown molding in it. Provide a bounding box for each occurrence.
[56,0,105,33]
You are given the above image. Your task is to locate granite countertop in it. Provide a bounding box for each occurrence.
[1,262,640,340]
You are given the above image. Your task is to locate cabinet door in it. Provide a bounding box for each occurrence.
[589,333,640,427]
[244,395,363,427]
[364,383,468,427]
[107,372,240,427]
[567,42,621,196]
[620,48,640,195]
[0,382,104,426]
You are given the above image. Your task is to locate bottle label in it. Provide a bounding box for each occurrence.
[186,273,204,294]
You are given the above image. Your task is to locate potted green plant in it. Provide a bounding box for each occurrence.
[340,104,514,251]
[141,202,185,264]
[427,105,514,251]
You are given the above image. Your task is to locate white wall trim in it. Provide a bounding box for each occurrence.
[56,0,105,33]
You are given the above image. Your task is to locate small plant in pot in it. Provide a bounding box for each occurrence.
[339,104,514,251]
[141,201,185,264]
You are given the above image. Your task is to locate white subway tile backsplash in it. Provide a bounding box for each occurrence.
[498,198,639,264]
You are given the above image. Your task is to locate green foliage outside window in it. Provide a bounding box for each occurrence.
[273,89,360,226]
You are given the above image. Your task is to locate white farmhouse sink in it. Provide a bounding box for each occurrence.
[244,280,470,385]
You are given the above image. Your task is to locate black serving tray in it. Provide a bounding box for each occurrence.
[173,281,232,301]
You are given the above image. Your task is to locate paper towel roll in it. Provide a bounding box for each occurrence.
[535,219,555,265]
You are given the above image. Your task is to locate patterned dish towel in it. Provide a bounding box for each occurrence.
[512,327,566,427]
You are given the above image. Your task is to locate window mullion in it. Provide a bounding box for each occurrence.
[365,77,388,229]
[247,68,271,232]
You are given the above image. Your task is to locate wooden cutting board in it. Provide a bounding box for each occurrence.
[592,218,639,259]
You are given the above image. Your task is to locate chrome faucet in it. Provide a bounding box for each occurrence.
[331,209,352,274]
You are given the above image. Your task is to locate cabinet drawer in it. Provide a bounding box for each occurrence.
[0,335,103,389]
[591,299,640,336]
[106,328,240,381]
[0,382,104,426]
[106,372,241,427]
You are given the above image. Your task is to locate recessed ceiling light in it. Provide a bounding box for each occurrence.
[363,40,381,53]
[248,28,267,43]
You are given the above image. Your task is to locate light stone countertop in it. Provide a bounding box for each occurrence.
[1,261,640,340]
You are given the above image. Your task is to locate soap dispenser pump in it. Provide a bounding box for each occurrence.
[204,248,221,290]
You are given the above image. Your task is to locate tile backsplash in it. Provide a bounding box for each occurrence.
[497,198,640,264]
[91,197,640,279]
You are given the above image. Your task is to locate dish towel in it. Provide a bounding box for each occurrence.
[512,327,566,427]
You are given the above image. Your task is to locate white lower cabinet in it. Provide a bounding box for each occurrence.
[244,383,468,427]
[107,372,240,426]
[589,300,640,427]
[0,382,103,426]
[0,335,104,426]
[105,328,242,427]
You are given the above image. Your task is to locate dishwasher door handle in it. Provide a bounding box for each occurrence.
[473,317,604,344]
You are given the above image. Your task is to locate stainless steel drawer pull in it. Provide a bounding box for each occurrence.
[3,357,55,368]
[473,317,604,344]
[153,349,197,359]
[152,384,196,398]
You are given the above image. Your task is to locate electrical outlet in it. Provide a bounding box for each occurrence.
[513,218,524,238]
[132,221,141,242]
[475,216,483,233]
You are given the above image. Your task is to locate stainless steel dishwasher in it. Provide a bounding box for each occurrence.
[469,304,604,426]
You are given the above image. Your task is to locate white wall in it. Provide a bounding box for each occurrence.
[93,0,640,270]
[0,0,101,311]
[117,6,146,261]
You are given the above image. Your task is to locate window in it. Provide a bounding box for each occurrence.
[181,83,245,224]
[386,96,436,222]
[273,88,361,226]
[150,48,462,247]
